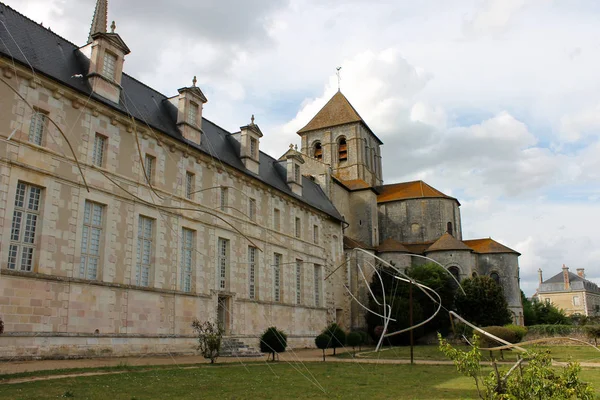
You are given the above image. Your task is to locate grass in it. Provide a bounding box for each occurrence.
[1,363,480,399]
[344,344,600,363]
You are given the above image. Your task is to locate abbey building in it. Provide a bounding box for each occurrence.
[0,1,522,358]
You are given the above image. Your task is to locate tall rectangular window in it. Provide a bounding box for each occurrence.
[185,171,195,200]
[294,164,300,182]
[295,259,302,305]
[218,238,229,290]
[273,208,280,231]
[250,137,257,158]
[295,217,301,238]
[187,102,198,125]
[28,111,47,146]
[220,187,228,211]
[313,225,319,244]
[102,52,117,80]
[80,201,104,280]
[136,216,154,287]
[248,246,257,299]
[92,134,106,167]
[181,228,194,293]
[314,264,322,307]
[249,198,256,221]
[8,182,42,272]
[274,253,282,302]
[144,154,155,184]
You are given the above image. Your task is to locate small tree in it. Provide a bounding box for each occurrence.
[322,323,346,355]
[455,276,512,327]
[260,327,287,361]
[359,331,369,351]
[584,325,600,346]
[191,319,223,364]
[346,332,362,356]
[315,333,330,361]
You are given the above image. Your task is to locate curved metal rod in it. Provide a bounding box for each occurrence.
[449,311,526,352]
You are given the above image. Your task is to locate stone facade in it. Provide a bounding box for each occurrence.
[537,267,600,317]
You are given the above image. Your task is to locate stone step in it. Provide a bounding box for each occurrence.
[220,337,262,358]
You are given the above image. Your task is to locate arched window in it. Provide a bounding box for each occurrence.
[448,266,460,282]
[472,271,478,278]
[490,272,500,285]
[313,141,322,161]
[338,137,347,161]
[447,222,453,235]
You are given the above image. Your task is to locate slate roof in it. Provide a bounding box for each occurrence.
[540,271,600,294]
[0,3,342,222]
[297,91,383,144]
[377,180,460,205]
[463,238,520,255]
[426,233,473,252]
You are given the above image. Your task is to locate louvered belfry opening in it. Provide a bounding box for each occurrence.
[338,137,347,161]
[314,142,322,160]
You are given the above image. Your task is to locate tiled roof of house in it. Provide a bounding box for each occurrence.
[377,180,460,205]
[0,3,343,222]
[343,236,375,251]
[377,238,411,253]
[340,179,371,191]
[463,238,520,255]
[297,91,383,144]
[426,233,473,252]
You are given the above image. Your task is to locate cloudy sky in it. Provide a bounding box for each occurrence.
[9,0,600,295]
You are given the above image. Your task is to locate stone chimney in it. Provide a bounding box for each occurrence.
[238,115,263,175]
[83,0,130,103]
[562,264,570,290]
[286,144,304,196]
[173,76,208,145]
[576,268,585,279]
[538,268,543,284]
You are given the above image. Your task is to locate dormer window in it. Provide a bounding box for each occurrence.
[314,142,322,161]
[102,52,117,80]
[250,137,258,159]
[187,101,198,126]
[338,137,347,161]
[294,164,300,182]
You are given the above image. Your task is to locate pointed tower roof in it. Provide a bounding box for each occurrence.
[297,91,383,144]
[426,233,473,253]
[462,238,520,255]
[88,0,107,43]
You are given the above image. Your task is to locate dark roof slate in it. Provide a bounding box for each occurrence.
[0,3,342,221]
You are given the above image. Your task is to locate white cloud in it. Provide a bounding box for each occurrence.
[462,0,528,37]
[559,104,600,143]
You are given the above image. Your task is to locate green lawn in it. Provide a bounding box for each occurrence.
[1,361,600,399]
[347,345,600,363]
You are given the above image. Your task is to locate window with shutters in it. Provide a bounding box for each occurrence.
[248,246,257,299]
[295,259,302,305]
[28,110,47,146]
[136,215,154,287]
[8,182,43,272]
[218,238,229,290]
[274,253,282,302]
[80,201,104,279]
[185,171,194,200]
[181,228,194,292]
[92,134,107,167]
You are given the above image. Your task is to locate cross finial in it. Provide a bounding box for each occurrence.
[336,66,342,92]
[110,20,116,33]
[192,76,197,87]
[251,114,255,125]
[289,143,294,149]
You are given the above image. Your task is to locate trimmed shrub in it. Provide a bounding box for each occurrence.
[359,331,369,349]
[260,327,287,361]
[527,324,579,336]
[322,323,346,355]
[504,324,528,342]
[479,326,518,348]
[315,334,330,361]
[584,325,600,346]
[346,332,362,354]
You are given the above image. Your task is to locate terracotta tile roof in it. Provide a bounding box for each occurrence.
[340,179,371,191]
[401,242,434,255]
[463,238,520,255]
[377,180,459,205]
[297,91,383,144]
[343,236,375,250]
[377,238,411,253]
[425,233,473,253]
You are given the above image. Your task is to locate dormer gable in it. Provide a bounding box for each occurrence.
[169,76,208,145]
[81,1,130,104]
[238,115,263,174]
[286,144,304,196]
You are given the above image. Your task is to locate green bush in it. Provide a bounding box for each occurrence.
[527,324,579,336]
[504,324,528,342]
[584,325,600,345]
[346,331,362,354]
[452,322,474,338]
[315,333,330,361]
[260,327,287,361]
[479,326,518,348]
[322,323,346,355]
[359,330,369,345]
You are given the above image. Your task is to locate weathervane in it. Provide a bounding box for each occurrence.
[336,67,342,92]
